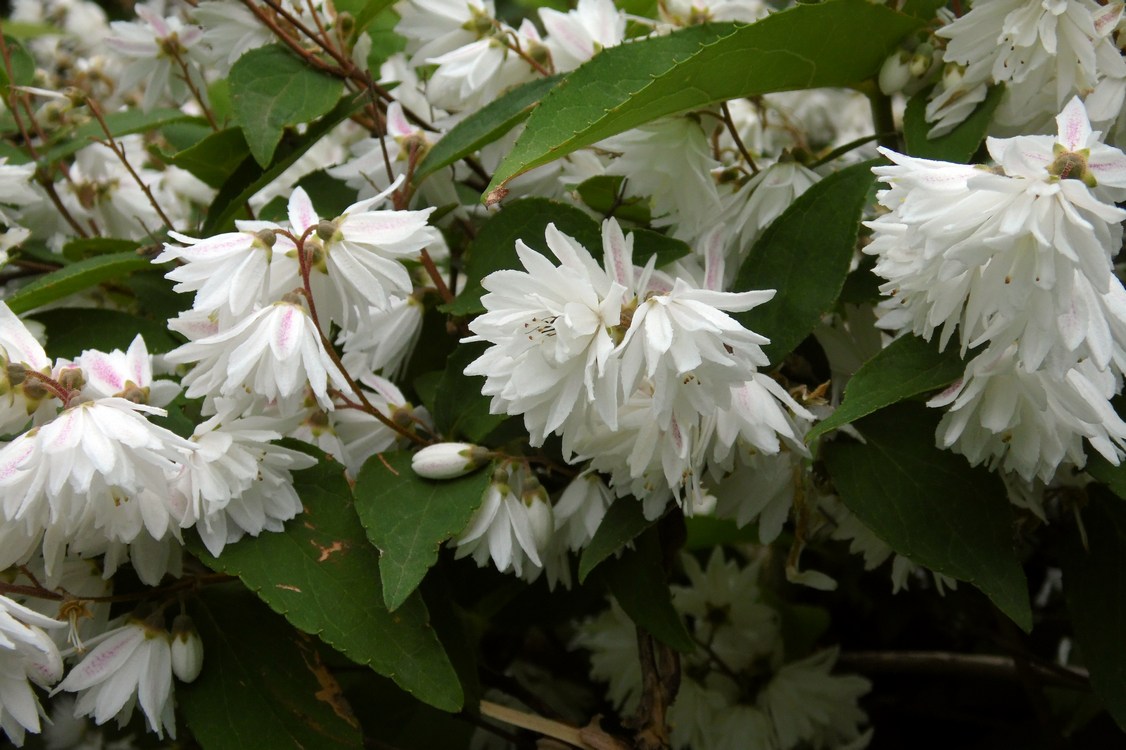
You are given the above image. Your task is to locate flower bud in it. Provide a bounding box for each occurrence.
[411,442,490,480]
[171,614,204,683]
[878,51,912,95]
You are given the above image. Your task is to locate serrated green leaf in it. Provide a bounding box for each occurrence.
[433,342,510,443]
[822,402,1032,631]
[180,586,363,750]
[733,160,877,364]
[354,451,489,611]
[42,109,197,164]
[579,499,656,583]
[599,526,695,653]
[1061,492,1126,731]
[3,251,153,314]
[60,237,139,262]
[29,308,179,358]
[903,84,1004,163]
[229,45,344,167]
[806,334,968,444]
[203,97,364,235]
[416,75,561,182]
[486,0,922,194]
[168,128,250,188]
[443,197,602,316]
[191,451,463,712]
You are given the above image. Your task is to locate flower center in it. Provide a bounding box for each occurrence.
[1048,144,1096,187]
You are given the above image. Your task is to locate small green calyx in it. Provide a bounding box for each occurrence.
[1048,143,1096,187]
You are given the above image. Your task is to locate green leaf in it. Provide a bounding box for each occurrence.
[632,228,691,268]
[168,128,251,188]
[599,526,695,653]
[1061,492,1126,731]
[822,402,1032,631]
[0,36,35,96]
[903,84,1004,163]
[180,586,362,750]
[579,499,657,583]
[354,451,489,611]
[732,160,877,364]
[576,175,651,224]
[3,251,153,314]
[433,342,510,443]
[806,334,967,444]
[60,237,139,262]
[191,451,463,712]
[29,308,180,358]
[42,109,197,164]
[203,97,364,235]
[899,0,947,18]
[229,45,345,167]
[415,75,561,182]
[1084,453,1126,501]
[443,197,602,316]
[296,169,360,218]
[486,0,922,194]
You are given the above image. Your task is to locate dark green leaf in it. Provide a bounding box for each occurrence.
[632,228,691,268]
[806,334,968,444]
[42,109,197,164]
[203,97,364,235]
[161,120,215,152]
[296,169,360,218]
[903,84,1004,163]
[443,197,602,316]
[1061,493,1126,730]
[4,251,153,314]
[229,45,344,167]
[433,342,510,442]
[60,237,139,262]
[576,175,651,224]
[0,36,35,95]
[733,160,877,364]
[486,0,922,193]
[354,450,490,611]
[579,499,656,583]
[899,0,947,18]
[167,128,251,188]
[822,402,1032,631]
[599,526,695,653]
[415,75,561,182]
[191,451,463,711]
[1085,453,1126,501]
[29,308,179,358]
[180,586,363,750]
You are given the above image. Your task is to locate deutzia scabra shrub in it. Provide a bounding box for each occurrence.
[0,0,1123,747]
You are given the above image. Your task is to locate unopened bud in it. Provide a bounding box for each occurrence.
[171,614,204,683]
[336,11,355,38]
[6,362,27,386]
[255,228,277,247]
[411,442,490,480]
[57,367,85,392]
[316,220,338,242]
[878,51,912,95]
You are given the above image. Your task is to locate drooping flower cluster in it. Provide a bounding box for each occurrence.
[867,98,1126,481]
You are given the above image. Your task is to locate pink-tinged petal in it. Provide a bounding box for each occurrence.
[287,187,319,234]
[268,305,303,362]
[125,335,150,385]
[0,303,49,370]
[55,625,145,692]
[1094,2,1123,35]
[386,102,414,137]
[83,351,125,394]
[600,218,634,287]
[136,7,171,38]
[1056,96,1092,151]
[1087,147,1126,186]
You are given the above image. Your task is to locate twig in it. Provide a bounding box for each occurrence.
[721,102,758,175]
[479,699,592,749]
[167,46,220,130]
[836,651,1089,690]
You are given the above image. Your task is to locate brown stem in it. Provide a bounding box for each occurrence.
[167,46,220,131]
[419,247,453,306]
[86,97,177,232]
[23,369,74,405]
[0,572,236,605]
[721,102,758,175]
[836,650,1089,690]
[479,699,592,749]
[627,629,680,750]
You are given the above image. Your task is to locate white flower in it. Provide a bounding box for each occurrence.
[453,462,553,581]
[169,615,202,683]
[396,0,496,62]
[423,20,543,112]
[758,648,871,750]
[70,335,180,407]
[290,182,440,329]
[465,221,627,449]
[539,0,624,72]
[106,7,206,111]
[0,158,38,225]
[192,0,275,73]
[328,102,433,199]
[0,595,64,747]
[0,303,53,435]
[0,398,193,581]
[929,345,1126,482]
[156,223,288,322]
[165,298,350,411]
[720,160,820,259]
[54,618,176,739]
[338,294,424,379]
[552,471,614,551]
